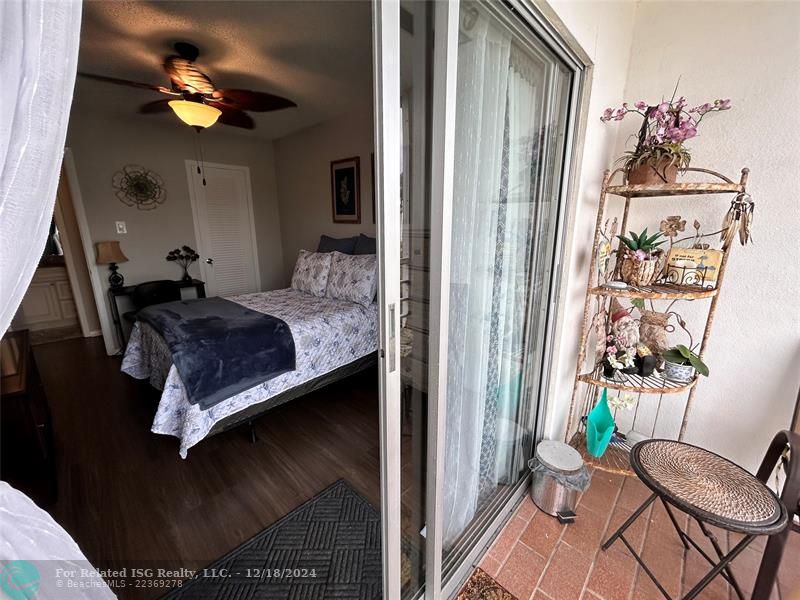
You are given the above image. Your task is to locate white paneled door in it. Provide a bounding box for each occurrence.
[186,161,261,297]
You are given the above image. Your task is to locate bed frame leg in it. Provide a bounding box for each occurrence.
[248,420,258,444]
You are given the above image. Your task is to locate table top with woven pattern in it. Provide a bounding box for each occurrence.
[631,440,787,534]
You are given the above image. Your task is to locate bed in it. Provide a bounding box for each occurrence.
[121,287,379,458]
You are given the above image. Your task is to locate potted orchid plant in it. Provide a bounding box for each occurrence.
[662,344,709,383]
[601,94,731,184]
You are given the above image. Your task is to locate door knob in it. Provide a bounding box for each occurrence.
[205,258,214,265]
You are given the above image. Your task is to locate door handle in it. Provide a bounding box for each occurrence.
[205,258,214,265]
[387,303,396,373]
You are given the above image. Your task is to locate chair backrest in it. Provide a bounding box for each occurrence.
[131,280,181,310]
[751,429,799,599]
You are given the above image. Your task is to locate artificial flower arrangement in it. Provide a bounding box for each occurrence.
[166,245,200,281]
[603,332,636,375]
[601,94,731,184]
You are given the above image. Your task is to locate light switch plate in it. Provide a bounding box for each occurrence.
[115,221,127,234]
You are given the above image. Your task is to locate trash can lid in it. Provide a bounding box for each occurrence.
[535,440,584,474]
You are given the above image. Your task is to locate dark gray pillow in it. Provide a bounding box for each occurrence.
[353,234,377,255]
[317,235,357,254]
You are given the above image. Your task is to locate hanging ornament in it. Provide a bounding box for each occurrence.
[720,192,754,249]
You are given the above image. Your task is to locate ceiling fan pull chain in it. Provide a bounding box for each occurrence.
[194,129,207,186]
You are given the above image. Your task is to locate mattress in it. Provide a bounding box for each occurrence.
[121,288,379,458]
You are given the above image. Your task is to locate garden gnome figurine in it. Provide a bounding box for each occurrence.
[609,298,639,353]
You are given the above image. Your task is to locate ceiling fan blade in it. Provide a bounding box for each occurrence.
[138,99,173,114]
[78,72,177,95]
[163,56,216,95]
[210,89,297,112]
[216,105,255,129]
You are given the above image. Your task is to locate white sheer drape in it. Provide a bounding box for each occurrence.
[494,47,545,484]
[442,17,511,546]
[443,14,552,544]
[0,0,82,336]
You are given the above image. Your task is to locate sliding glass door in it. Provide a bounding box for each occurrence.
[441,2,573,574]
[374,1,582,597]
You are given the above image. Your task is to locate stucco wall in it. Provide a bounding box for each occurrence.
[607,1,800,471]
[545,0,800,472]
[542,0,639,442]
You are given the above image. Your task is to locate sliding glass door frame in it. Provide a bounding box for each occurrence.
[372,1,402,599]
[424,1,461,599]
[373,1,590,598]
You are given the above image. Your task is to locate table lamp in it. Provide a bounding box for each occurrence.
[96,241,129,289]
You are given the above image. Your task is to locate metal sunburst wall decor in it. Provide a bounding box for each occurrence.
[112,164,166,210]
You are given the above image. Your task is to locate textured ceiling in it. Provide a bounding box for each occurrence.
[73,1,373,140]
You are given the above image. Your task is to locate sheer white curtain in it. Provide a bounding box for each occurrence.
[494,46,545,484]
[442,15,511,547]
[0,0,82,336]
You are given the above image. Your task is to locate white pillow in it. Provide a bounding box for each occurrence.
[326,251,378,307]
[291,250,333,297]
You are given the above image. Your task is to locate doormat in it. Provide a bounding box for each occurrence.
[456,568,519,600]
[163,479,381,600]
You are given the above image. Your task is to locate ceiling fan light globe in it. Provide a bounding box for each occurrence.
[168,100,221,128]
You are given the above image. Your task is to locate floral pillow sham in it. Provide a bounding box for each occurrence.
[326,251,377,307]
[290,250,333,297]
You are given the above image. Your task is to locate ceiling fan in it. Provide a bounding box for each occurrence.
[78,42,297,130]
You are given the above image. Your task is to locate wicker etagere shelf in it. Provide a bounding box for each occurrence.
[565,167,751,476]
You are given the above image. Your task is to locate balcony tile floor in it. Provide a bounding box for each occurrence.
[475,471,799,600]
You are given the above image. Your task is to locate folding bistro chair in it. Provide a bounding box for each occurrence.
[602,432,798,600]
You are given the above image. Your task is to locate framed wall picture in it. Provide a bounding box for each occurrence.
[330,156,361,224]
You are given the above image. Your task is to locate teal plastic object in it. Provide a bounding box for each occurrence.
[586,388,615,458]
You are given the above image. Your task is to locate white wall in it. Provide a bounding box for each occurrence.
[545,0,800,472]
[607,1,800,471]
[66,112,284,351]
[542,0,639,442]
[274,104,376,281]
[67,113,284,292]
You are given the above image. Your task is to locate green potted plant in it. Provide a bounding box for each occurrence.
[616,228,666,286]
[662,344,709,383]
[601,95,731,184]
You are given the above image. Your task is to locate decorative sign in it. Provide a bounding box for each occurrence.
[112,165,166,210]
[664,247,723,287]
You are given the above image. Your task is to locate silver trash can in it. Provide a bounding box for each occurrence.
[529,440,590,520]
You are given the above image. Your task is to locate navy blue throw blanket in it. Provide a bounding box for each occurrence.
[137,297,296,410]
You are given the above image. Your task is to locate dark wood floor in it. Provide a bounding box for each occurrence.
[31,336,391,599]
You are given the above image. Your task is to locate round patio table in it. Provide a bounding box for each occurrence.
[601,439,788,600]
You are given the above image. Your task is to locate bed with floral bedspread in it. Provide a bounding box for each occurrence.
[121,288,379,458]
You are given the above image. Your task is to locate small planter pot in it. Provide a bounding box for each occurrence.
[626,160,679,185]
[618,248,666,287]
[663,359,695,383]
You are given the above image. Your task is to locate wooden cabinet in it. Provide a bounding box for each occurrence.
[17,266,78,331]
[0,330,57,506]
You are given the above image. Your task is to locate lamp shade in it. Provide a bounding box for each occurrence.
[168,100,221,128]
[96,240,128,265]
